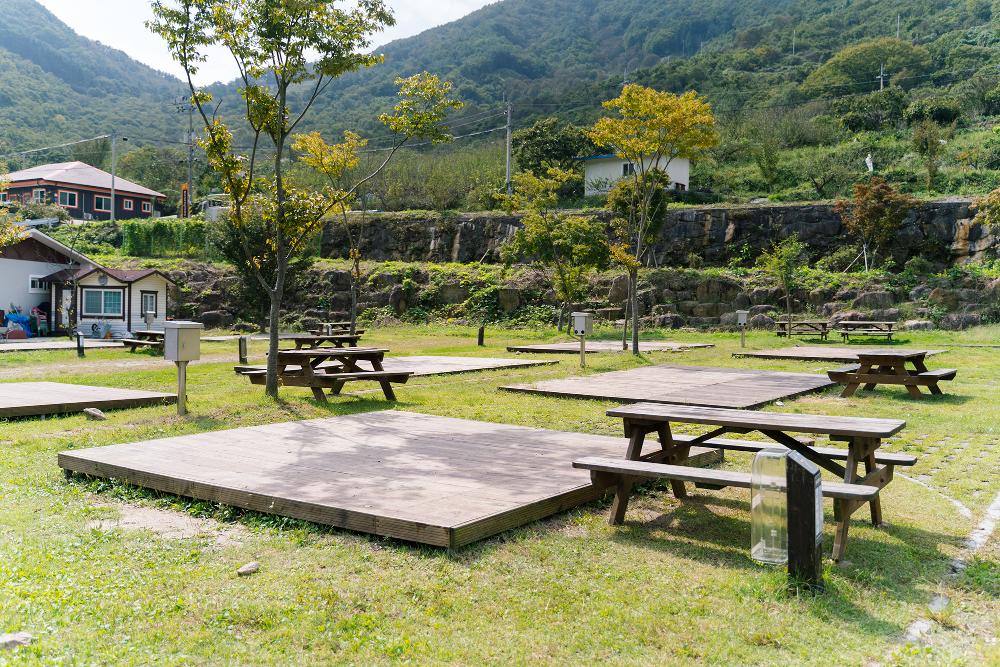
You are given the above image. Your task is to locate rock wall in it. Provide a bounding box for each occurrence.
[164,261,999,333]
[322,199,997,267]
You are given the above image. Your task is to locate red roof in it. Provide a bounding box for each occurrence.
[4,162,166,199]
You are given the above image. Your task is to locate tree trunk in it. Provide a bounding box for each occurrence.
[264,289,283,398]
[630,269,640,355]
[785,287,793,319]
[349,273,358,336]
[622,277,630,351]
[556,304,564,333]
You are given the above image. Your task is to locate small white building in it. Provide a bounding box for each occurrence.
[0,229,175,338]
[581,154,690,197]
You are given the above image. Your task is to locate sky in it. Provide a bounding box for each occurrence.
[36,0,495,85]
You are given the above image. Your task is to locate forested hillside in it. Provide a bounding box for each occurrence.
[3,0,1000,208]
[0,0,182,154]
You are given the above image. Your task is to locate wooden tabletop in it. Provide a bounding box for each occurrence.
[854,350,927,360]
[135,330,165,339]
[607,403,906,438]
[777,319,828,325]
[284,334,360,342]
[837,321,896,327]
[276,347,387,357]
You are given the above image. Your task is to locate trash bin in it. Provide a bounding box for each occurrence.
[750,448,789,565]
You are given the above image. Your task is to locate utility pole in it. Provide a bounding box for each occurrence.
[110,131,117,223]
[505,99,513,196]
[792,29,796,56]
[876,63,887,91]
[896,14,901,39]
[175,96,195,217]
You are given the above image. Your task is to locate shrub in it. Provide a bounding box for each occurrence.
[904,97,962,126]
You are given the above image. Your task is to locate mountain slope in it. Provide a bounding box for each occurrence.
[2,0,998,160]
[0,0,181,158]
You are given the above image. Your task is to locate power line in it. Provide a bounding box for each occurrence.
[0,135,110,161]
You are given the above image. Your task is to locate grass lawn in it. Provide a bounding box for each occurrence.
[0,325,997,665]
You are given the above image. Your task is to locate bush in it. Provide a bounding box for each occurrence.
[121,218,208,257]
[904,97,962,126]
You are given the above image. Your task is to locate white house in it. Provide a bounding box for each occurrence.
[581,154,690,197]
[0,229,174,338]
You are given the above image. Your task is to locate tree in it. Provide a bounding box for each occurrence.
[588,84,718,354]
[912,119,952,191]
[802,39,931,97]
[512,117,593,175]
[971,186,1000,230]
[835,177,916,271]
[833,88,909,132]
[150,0,460,398]
[0,169,24,249]
[500,168,609,329]
[758,236,807,318]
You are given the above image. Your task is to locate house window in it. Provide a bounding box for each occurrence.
[94,196,112,212]
[140,291,158,318]
[141,201,152,214]
[622,162,636,177]
[32,188,46,203]
[674,183,687,192]
[0,192,7,203]
[123,199,134,212]
[82,288,123,317]
[58,191,78,208]
[28,276,50,294]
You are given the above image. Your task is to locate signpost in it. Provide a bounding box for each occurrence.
[180,183,191,219]
[736,309,749,348]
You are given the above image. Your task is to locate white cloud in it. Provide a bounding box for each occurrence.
[34,0,495,85]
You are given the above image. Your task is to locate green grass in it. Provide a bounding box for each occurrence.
[0,325,997,665]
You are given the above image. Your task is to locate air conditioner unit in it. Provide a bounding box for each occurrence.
[83,213,93,221]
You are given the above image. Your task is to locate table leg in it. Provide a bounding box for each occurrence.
[656,424,688,499]
[864,451,883,527]
[831,444,858,562]
[841,361,872,398]
[893,360,923,399]
[609,427,647,525]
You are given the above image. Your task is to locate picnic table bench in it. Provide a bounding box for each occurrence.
[237,347,410,401]
[837,321,896,342]
[828,350,957,399]
[776,319,830,341]
[574,403,911,561]
[122,330,164,353]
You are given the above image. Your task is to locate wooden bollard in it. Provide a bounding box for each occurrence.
[786,451,824,590]
[477,326,485,347]
[238,335,249,364]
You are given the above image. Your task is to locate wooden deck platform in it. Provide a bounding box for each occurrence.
[233,356,556,376]
[734,346,945,363]
[502,364,835,409]
[507,341,713,354]
[0,382,176,418]
[0,339,123,353]
[58,411,721,547]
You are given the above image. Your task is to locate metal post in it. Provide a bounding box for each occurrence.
[176,361,188,417]
[740,324,746,349]
[579,332,586,369]
[505,101,513,195]
[238,336,249,365]
[786,451,824,590]
[76,332,85,358]
[110,132,117,223]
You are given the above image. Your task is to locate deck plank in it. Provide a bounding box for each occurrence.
[502,364,835,409]
[734,346,945,363]
[0,382,176,417]
[58,411,721,547]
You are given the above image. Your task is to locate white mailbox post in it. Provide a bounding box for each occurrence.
[144,311,155,331]
[736,310,750,349]
[572,312,593,368]
[164,321,203,416]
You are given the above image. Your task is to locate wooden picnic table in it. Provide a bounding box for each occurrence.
[574,403,912,561]
[240,347,410,401]
[776,319,830,340]
[837,320,896,342]
[123,329,165,352]
[828,350,957,399]
[282,334,362,350]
